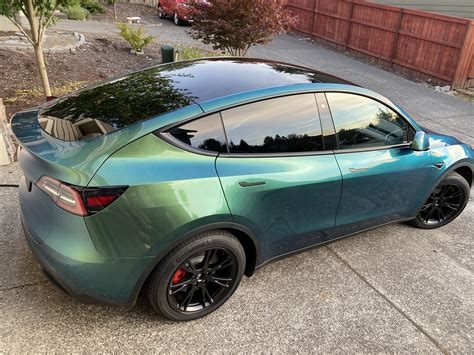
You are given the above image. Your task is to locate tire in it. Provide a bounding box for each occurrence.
[146,230,246,321]
[174,12,183,26]
[157,6,165,19]
[410,171,470,229]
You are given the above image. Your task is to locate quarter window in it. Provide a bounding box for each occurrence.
[168,113,228,153]
[326,93,410,150]
[221,94,323,154]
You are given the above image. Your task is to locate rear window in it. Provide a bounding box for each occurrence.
[38,68,195,141]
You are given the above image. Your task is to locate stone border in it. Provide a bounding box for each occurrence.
[0,99,15,166]
[0,31,86,53]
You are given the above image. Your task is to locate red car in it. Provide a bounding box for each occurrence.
[157,0,194,26]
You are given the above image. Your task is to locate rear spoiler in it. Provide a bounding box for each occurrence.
[11,108,132,186]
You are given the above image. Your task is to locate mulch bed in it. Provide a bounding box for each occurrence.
[0,34,163,117]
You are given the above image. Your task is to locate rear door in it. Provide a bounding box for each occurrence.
[324,92,434,232]
[215,94,342,262]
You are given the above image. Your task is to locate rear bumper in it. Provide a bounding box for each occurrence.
[19,176,154,308]
[21,215,154,307]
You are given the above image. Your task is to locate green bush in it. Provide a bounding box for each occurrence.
[63,5,90,20]
[80,0,104,14]
[117,23,154,53]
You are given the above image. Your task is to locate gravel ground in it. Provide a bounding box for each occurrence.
[0,16,473,353]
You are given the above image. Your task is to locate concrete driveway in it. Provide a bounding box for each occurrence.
[1,17,473,353]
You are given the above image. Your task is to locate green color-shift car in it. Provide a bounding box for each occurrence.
[11,58,473,321]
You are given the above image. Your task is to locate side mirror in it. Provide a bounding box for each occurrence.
[411,131,430,151]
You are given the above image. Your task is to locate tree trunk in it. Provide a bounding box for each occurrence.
[25,0,52,98]
[34,43,52,97]
[113,2,117,19]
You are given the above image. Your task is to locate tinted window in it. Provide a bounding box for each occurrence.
[221,94,323,154]
[168,113,228,153]
[326,93,409,150]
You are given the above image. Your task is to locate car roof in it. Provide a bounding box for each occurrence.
[150,57,356,104]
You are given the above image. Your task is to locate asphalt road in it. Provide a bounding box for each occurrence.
[1,17,473,352]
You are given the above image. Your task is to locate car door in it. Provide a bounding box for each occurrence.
[215,94,342,262]
[323,92,435,234]
[161,0,172,15]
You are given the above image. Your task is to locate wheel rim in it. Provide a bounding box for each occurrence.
[167,248,238,313]
[418,184,465,225]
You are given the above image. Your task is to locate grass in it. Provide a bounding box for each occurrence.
[175,46,223,61]
[4,80,89,104]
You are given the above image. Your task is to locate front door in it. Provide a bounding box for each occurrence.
[324,92,434,232]
[216,94,342,262]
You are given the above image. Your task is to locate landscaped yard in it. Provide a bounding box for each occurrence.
[0,34,162,117]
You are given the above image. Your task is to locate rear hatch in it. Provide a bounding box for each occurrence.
[10,107,127,186]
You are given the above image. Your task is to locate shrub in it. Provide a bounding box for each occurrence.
[189,0,296,56]
[117,23,154,53]
[80,0,104,14]
[63,5,90,20]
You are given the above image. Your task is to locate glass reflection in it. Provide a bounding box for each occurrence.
[222,94,323,153]
[39,59,348,142]
[326,93,408,149]
[169,113,228,153]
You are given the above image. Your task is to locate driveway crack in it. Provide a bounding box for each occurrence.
[0,280,47,292]
[326,245,448,354]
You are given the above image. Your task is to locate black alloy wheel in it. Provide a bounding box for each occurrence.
[146,230,245,321]
[167,248,238,313]
[411,172,470,229]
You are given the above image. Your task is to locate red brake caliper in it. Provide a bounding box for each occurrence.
[171,268,186,285]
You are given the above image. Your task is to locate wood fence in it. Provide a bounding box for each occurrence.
[287,0,474,89]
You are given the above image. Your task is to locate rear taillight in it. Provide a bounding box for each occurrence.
[38,176,87,216]
[82,187,128,214]
[37,176,127,216]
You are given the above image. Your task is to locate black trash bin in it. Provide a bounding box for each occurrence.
[161,45,175,63]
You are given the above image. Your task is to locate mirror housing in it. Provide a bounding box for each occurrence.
[411,131,430,151]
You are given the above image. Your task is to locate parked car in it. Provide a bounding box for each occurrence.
[157,0,194,25]
[11,58,473,321]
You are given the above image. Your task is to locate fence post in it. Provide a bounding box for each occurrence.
[311,0,318,38]
[452,21,473,89]
[390,8,404,67]
[344,0,355,51]
[0,98,15,166]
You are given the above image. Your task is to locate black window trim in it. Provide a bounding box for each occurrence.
[157,89,417,158]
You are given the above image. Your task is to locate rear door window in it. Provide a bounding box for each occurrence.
[221,94,323,154]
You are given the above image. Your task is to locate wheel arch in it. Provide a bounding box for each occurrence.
[454,165,473,186]
[127,222,260,308]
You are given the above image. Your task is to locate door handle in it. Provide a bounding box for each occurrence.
[239,181,266,187]
[349,168,368,173]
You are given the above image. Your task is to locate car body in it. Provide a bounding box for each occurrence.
[157,0,194,25]
[11,58,473,320]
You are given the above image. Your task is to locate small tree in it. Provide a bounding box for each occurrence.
[189,0,296,56]
[108,0,118,19]
[117,23,153,54]
[0,0,74,97]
